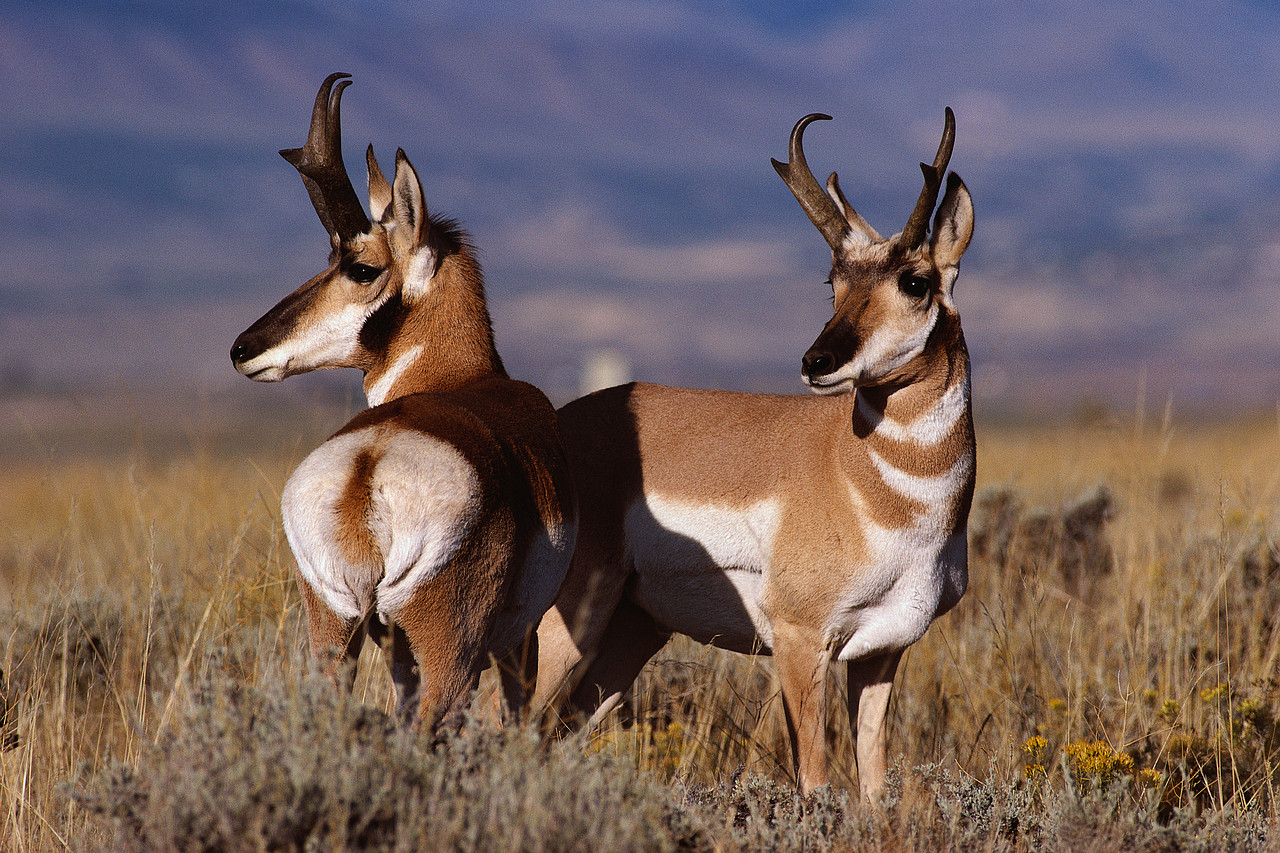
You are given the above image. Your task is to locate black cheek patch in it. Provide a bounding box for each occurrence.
[358,291,403,356]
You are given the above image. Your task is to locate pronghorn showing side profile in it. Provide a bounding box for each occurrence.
[534,109,974,798]
[231,74,576,731]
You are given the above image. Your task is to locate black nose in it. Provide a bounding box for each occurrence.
[802,349,834,377]
[230,341,249,364]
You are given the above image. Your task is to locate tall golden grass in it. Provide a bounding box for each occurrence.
[2,404,1278,849]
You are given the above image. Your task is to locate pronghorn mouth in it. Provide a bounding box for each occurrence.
[802,373,856,396]
[237,359,289,382]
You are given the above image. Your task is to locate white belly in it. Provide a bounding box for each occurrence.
[618,482,968,661]
[624,493,779,652]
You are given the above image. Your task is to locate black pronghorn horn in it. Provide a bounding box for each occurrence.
[898,107,955,249]
[280,73,371,242]
[772,113,850,250]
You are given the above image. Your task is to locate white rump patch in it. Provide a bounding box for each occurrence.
[371,434,480,619]
[281,428,481,622]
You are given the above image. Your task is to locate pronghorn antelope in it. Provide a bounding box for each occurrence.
[534,109,974,798]
[231,74,576,730]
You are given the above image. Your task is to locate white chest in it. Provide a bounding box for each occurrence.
[824,433,972,660]
[825,522,967,662]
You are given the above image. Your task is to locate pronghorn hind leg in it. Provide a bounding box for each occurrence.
[296,572,363,691]
[571,596,671,730]
[845,649,903,802]
[394,609,484,734]
[393,562,500,733]
[532,560,633,723]
[378,618,422,725]
[773,622,831,794]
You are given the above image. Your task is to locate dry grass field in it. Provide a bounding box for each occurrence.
[2,398,1279,850]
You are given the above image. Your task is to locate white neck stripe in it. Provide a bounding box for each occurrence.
[366,343,425,407]
[857,375,968,446]
[866,446,971,509]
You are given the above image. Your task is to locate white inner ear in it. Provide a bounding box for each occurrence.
[401,245,436,300]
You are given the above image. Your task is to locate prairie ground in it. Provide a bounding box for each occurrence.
[2,396,1278,850]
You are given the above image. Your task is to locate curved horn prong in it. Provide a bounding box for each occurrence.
[899,107,955,248]
[772,113,850,250]
[280,73,371,242]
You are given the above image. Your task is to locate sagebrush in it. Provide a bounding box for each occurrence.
[2,409,1278,850]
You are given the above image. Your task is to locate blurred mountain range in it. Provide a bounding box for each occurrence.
[3,0,1278,421]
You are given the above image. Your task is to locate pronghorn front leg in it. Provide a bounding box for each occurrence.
[773,621,832,794]
[571,596,672,730]
[846,649,902,801]
[493,629,539,725]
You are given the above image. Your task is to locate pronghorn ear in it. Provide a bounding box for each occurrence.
[930,173,973,276]
[367,145,392,222]
[389,149,430,258]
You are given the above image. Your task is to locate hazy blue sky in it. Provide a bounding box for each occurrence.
[3,0,1278,414]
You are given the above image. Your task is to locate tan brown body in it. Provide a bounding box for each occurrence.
[232,74,575,729]
[534,110,975,798]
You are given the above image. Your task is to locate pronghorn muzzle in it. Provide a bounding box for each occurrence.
[801,317,858,387]
[230,284,317,379]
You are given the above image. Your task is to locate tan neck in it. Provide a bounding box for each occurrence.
[854,310,969,434]
[362,252,506,405]
[839,311,973,528]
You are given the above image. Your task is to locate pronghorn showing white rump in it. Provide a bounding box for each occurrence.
[231,74,576,731]
[534,109,974,798]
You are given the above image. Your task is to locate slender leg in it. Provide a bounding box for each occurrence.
[295,570,362,691]
[384,620,423,724]
[846,650,903,801]
[395,604,483,734]
[532,558,632,722]
[381,511,511,732]
[569,596,671,730]
[773,622,831,794]
[495,629,539,725]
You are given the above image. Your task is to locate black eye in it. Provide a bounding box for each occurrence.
[899,272,931,299]
[348,263,382,284]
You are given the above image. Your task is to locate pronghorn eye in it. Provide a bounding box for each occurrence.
[348,263,383,284]
[899,272,931,300]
